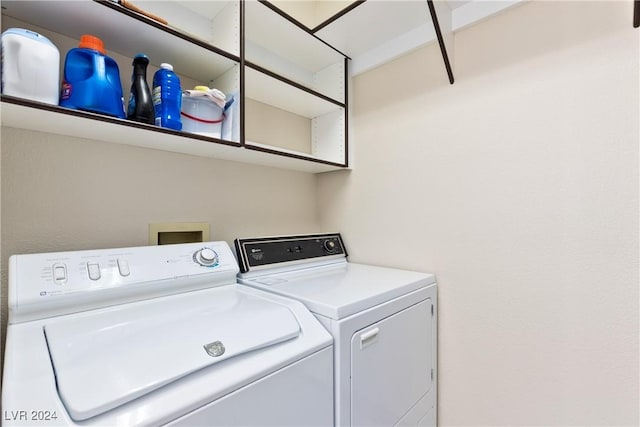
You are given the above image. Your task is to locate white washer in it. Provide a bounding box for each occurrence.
[235,234,438,427]
[2,241,333,426]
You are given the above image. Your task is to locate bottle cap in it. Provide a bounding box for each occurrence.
[160,63,173,71]
[133,53,150,65]
[78,35,105,54]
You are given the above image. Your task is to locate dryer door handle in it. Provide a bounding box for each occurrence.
[359,327,379,349]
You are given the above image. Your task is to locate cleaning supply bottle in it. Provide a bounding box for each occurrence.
[127,53,154,124]
[152,63,182,130]
[1,28,60,105]
[59,35,125,117]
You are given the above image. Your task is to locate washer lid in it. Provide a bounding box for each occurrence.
[44,286,300,421]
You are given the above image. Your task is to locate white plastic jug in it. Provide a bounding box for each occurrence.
[1,28,60,105]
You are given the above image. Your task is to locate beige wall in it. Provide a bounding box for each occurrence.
[246,98,312,153]
[271,0,355,28]
[318,1,639,426]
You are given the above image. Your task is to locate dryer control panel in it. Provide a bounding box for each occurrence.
[8,241,239,323]
[235,233,347,273]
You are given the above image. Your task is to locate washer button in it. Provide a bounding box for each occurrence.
[87,262,101,281]
[117,258,130,277]
[52,263,67,284]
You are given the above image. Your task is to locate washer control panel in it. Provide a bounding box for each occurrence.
[8,241,237,323]
[235,233,347,273]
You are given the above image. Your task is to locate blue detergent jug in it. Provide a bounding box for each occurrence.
[59,35,125,118]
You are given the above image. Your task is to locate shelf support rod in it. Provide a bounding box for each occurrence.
[634,0,639,28]
[427,0,454,84]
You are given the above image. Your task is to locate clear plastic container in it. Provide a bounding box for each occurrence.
[181,86,225,138]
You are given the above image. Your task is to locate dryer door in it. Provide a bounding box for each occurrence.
[350,298,433,426]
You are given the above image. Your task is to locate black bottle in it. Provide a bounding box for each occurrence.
[127,53,155,124]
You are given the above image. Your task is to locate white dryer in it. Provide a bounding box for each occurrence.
[2,241,333,426]
[235,234,438,427]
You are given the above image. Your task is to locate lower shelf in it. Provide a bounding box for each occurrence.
[1,98,347,174]
[245,140,345,167]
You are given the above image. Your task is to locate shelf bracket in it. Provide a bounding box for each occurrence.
[427,0,455,84]
[634,0,639,28]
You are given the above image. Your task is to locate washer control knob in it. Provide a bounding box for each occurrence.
[323,240,337,252]
[194,248,218,266]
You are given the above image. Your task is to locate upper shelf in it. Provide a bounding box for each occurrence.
[317,1,433,57]
[245,1,347,103]
[313,0,524,75]
[130,0,240,57]
[1,0,240,82]
[245,67,343,119]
